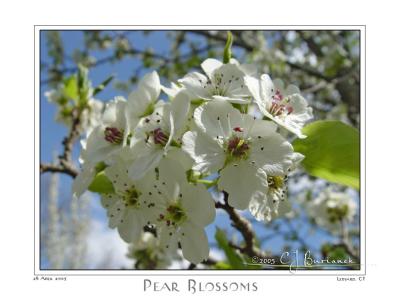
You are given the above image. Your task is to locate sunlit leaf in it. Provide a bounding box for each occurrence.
[88,171,114,194]
[63,75,78,101]
[293,120,360,189]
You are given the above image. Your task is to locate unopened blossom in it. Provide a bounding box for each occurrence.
[178,58,254,104]
[182,100,294,209]
[140,158,215,264]
[245,74,313,138]
[101,160,159,243]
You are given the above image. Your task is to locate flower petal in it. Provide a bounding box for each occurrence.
[106,200,126,228]
[218,161,268,210]
[249,134,293,175]
[128,142,163,180]
[101,193,119,210]
[159,226,179,253]
[170,91,190,138]
[166,147,194,170]
[158,157,187,183]
[105,161,133,194]
[211,95,251,104]
[249,188,291,222]
[194,100,238,139]
[102,97,126,129]
[248,191,273,222]
[178,72,209,99]
[181,183,216,226]
[180,222,209,264]
[72,164,96,197]
[182,130,225,173]
[212,64,249,98]
[117,210,143,243]
[139,71,161,101]
[83,126,119,164]
[161,82,182,98]
[247,119,277,138]
[201,58,223,78]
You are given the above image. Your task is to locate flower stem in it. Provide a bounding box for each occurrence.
[196,179,218,188]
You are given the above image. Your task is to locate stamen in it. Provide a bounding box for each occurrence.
[226,136,250,159]
[104,127,124,145]
[268,90,294,117]
[153,128,169,146]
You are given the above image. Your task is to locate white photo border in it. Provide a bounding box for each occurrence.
[34,25,366,276]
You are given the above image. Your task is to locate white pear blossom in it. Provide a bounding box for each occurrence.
[101,160,159,243]
[305,188,357,235]
[182,100,294,210]
[245,74,313,138]
[73,72,163,197]
[127,92,190,180]
[248,152,304,222]
[140,158,215,264]
[81,97,130,165]
[72,98,130,198]
[178,58,253,104]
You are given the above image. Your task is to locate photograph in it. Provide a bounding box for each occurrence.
[38,29,361,272]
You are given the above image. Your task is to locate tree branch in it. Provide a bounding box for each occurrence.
[188,30,341,82]
[40,163,78,178]
[40,107,83,179]
[215,191,266,259]
[41,44,210,85]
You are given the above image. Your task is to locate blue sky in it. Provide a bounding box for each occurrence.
[40,30,359,269]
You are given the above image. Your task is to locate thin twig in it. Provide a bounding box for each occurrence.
[40,163,78,178]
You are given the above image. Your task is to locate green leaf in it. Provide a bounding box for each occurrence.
[88,171,114,194]
[77,64,90,105]
[63,75,79,101]
[214,262,231,270]
[293,121,360,189]
[215,227,246,269]
[93,75,114,96]
[223,31,233,64]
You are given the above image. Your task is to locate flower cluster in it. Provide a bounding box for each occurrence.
[304,188,357,235]
[72,58,313,263]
